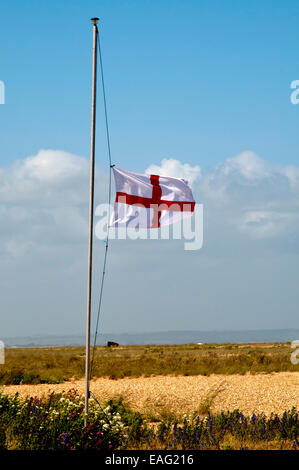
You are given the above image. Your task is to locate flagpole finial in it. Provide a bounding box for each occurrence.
[91,17,99,25]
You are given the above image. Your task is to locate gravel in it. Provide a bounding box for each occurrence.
[3,372,299,417]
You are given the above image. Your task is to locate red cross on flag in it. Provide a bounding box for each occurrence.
[111,167,196,228]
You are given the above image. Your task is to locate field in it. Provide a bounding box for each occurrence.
[0,342,297,385]
[0,343,298,450]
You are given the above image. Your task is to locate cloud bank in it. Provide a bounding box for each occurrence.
[1,149,298,336]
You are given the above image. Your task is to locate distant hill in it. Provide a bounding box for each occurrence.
[2,329,299,347]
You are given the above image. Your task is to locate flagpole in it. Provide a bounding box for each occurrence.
[84,17,98,427]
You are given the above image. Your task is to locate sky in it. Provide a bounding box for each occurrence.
[0,0,299,337]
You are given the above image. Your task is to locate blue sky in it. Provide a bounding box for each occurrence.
[1,1,299,337]
[1,0,299,172]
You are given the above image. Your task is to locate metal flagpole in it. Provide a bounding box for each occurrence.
[84,17,98,427]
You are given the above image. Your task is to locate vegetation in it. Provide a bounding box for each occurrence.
[0,391,297,450]
[0,343,296,385]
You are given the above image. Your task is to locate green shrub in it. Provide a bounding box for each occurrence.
[0,390,128,450]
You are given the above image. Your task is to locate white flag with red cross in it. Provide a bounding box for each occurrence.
[111,167,196,228]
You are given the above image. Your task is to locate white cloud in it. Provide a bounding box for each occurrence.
[281,165,299,190]
[0,149,90,204]
[239,210,297,239]
[0,150,110,261]
[197,151,272,208]
[1,149,299,336]
[20,149,89,183]
[221,151,270,180]
[145,158,201,187]
[197,150,299,239]
[143,152,299,241]
[2,149,299,256]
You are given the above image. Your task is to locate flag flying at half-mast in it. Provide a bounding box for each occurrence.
[111,167,196,228]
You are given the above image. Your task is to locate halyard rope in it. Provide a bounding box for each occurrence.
[90,24,114,380]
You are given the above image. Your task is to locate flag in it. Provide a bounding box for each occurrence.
[111,167,195,228]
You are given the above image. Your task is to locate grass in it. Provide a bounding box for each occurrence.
[0,390,298,450]
[196,382,225,415]
[0,342,297,385]
[137,383,226,423]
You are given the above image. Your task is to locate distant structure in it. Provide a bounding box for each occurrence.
[197,342,203,345]
[107,341,119,347]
